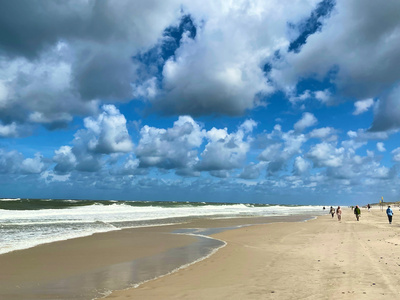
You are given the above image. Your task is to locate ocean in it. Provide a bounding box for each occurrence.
[0,198,325,255]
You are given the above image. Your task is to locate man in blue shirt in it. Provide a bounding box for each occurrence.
[386,206,393,224]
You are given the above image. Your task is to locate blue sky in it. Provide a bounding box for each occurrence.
[1,0,400,205]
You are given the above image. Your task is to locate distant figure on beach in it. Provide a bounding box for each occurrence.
[386,206,393,224]
[354,205,361,221]
[367,204,371,212]
[336,206,342,221]
[330,206,335,218]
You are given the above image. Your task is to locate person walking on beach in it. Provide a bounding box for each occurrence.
[330,206,335,218]
[336,206,342,221]
[367,204,371,212]
[386,206,393,224]
[354,205,361,221]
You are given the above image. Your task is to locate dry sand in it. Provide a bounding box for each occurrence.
[105,207,400,300]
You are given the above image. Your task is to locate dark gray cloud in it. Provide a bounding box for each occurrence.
[370,85,400,132]
[75,155,103,173]
[0,0,182,134]
[0,1,83,59]
[0,1,180,59]
[74,50,135,101]
[273,0,400,131]
[239,162,266,179]
[276,0,400,98]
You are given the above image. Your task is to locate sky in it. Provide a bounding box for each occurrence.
[0,0,400,205]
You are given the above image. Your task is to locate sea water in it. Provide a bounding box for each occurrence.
[0,198,325,255]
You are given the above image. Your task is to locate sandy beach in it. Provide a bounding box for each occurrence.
[105,207,400,300]
[2,207,400,299]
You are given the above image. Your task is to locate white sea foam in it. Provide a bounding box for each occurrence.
[0,202,325,255]
[0,226,119,255]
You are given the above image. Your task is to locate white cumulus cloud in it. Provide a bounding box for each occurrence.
[84,105,134,154]
[293,156,311,175]
[196,119,256,174]
[392,147,400,162]
[294,112,317,132]
[376,142,386,152]
[353,98,374,115]
[135,115,204,174]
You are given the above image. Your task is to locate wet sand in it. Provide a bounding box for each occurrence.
[0,215,310,299]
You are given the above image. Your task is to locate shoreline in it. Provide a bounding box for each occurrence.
[0,214,316,300]
[0,199,325,256]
